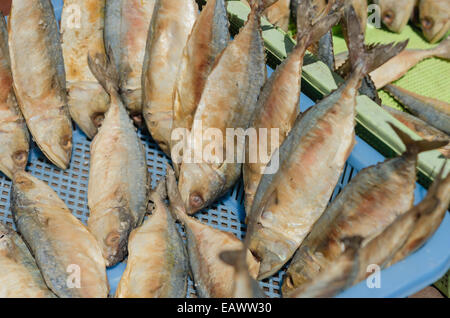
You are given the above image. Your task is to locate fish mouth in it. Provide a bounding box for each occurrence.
[38,139,72,170]
[424,20,450,44]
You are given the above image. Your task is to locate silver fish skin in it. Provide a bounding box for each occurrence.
[282,126,446,294]
[115,179,188,298]
[244,4,369,280]
[171,0,230,173]
[384,84,450,135]
[105,0,156,118]
[177,0,267,215]
[419,0,450,44]
[142,0,198,155]
[87,53,150,267]
[243,1,343,216]
[353,166,450,283]
[61,0,110,139]
[0,222,55,298]
[0,14,29,179]
[166,165,260,298]
[286,237,362,298]
[11,171,109,298]
[8,0,72,170]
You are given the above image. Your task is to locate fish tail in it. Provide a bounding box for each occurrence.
[296,0,343,46]
[433,36,450,60]
[165,163,189,224]
[219,249,247,272]
[87,47,120,96]
[389,123,449,156]
[342,4,367,78]
[249,0,274,13]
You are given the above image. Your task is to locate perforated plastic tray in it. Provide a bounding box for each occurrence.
[0,0,449,298]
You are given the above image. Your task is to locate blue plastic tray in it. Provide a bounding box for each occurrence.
[0,0,448,298]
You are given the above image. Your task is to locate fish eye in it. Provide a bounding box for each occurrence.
[12,150,27,165]
[189,193,204,209]
[421,17,434,30]
[61,134,72,150]
[382,10,395,25]
[92,113,105,128]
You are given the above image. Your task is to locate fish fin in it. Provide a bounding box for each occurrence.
[433,36,450,60]
[296,0,343,45]
[341,236,364,253]
[389,123,449,155]
[87,47,120,95]
[165,163,189,224]
[219,249,245,269]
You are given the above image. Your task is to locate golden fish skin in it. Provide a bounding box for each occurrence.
[177,2,266,215]
[370,37,450,89]
[142,0,198,155]
[8,0,72,170]
[282,138,425,294]
[11,171,109,298]
[61,0,110,139]
[115,179,188,298]
[0,222,55,298]
[171,0,229,172]
[419,0,450,44]
[105,0,156,117]
[167,165,260,298]
[0,14,28,179]
[286,237,362,298]
[87,54,150,267]
[375,0,416,33]
[243,2,342,216]
[264,0,291,32]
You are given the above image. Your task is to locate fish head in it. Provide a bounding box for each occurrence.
[376,0,416,33]
[178,163,226,214]
[32,107,72,170]
[120,87,143,120]
[87,206,133,267]
[419,0,450,44]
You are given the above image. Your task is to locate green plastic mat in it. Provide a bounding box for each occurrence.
[333,24,450,109]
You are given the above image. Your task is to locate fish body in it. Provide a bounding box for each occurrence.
[243,2,342,215]
[87,54,150,267]
[61,0,110,139]
[171,0,230,171]
[0,14,29,179]
[282,131,434,294]
[8,0,72,170]
[354,167,450,283]
[115,180,188,298]
[419,0,450,44]
[167,165,260,298]
[286,237,362,298]
[11,171,109,298]
[370,36,450,89]
[383,105,450,158]
[384,84,450,135]
[0,222,55,298]
[105,0,156,117]
[177,1,267,215]
[142,0,198,155]
[245,5,382,280]
[374,0,416,33]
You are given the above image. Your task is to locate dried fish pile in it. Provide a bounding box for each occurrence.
[0,0,448,299]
